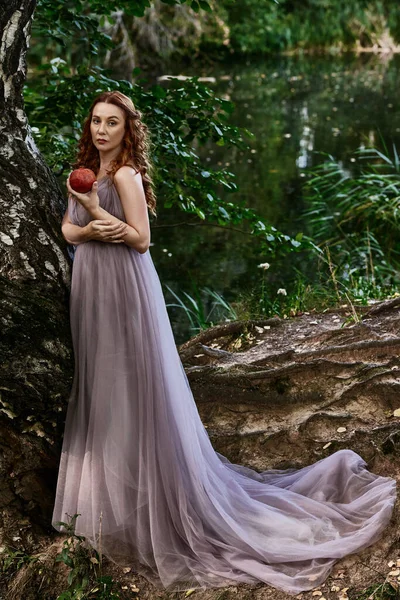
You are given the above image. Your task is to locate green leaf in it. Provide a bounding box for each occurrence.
[198,0,211,10]
[57,592,72,600]
[218,206,230,220]
[152,84,167,99]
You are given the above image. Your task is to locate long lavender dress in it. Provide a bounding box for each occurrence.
[52,175,396,595]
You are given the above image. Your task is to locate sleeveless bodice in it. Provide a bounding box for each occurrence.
[68,176,127,227]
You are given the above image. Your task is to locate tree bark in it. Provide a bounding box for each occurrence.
[0,0,72,542]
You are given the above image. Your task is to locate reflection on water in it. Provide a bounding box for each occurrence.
[150,53,400,341]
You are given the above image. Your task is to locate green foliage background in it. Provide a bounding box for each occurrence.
[26,0,307,260]
[24,0,400,333]
[216,0,400,54]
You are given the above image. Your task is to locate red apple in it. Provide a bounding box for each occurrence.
[69,168,97,193]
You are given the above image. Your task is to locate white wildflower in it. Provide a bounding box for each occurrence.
[258,262,270,270]
[277,288,287,296]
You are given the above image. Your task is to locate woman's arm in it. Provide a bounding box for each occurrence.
[109,167,151,253]
[61,205,128,245]
[61,208,92,245]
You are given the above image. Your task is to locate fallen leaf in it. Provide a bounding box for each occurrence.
[393,409,400,417]
[337,427,347,433]
[312,592,322,597]
[388,560,396,567]
[122,567,131,573]
[185,590,196,597]
[323,442,332,450]
[389,569,400,576]
[331,586,340,592]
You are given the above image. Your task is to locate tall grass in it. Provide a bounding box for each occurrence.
[165,284,238,333]
[303,142,400,295]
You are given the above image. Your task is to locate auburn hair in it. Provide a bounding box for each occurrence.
[74,91,157,217]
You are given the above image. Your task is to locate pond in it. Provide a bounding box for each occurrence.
[148,52,400,342]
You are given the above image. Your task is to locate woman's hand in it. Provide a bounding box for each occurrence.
[87,219,128,243]
[67,176,100,215]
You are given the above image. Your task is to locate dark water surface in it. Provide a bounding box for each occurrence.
[149,53,400,341]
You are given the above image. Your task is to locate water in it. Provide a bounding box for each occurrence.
[149,53,400,342]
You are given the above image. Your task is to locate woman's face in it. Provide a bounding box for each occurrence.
[90,102,126,154]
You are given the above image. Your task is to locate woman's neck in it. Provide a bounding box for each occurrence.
[98,148,120,173]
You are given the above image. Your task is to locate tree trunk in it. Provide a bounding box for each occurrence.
[0,0,72,543]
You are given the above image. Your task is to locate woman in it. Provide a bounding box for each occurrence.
[52,90,396,595]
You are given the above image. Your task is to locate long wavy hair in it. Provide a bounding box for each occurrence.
[74,91,157,217]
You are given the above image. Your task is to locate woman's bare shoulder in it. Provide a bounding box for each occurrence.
[114,165,141,183]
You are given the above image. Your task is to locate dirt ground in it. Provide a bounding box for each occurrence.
[3,298,400,599]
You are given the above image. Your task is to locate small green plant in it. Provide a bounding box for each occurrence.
[54,514,128,600]
[350,580,399,599]
[0,516,136,600]
[0,543,53,598]
[0,546,39,575]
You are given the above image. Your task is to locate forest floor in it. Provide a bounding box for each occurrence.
[3,298,400,600]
